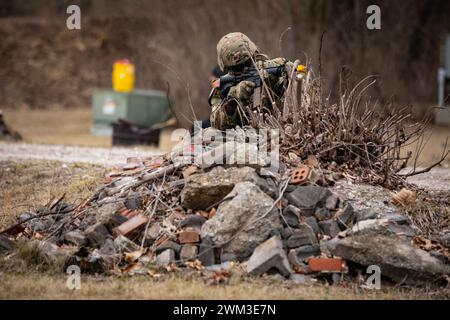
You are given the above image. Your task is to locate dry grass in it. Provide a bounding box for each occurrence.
[0,272,447,300]
[0,159,105,226]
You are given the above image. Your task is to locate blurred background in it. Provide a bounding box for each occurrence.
[0,0,450,149]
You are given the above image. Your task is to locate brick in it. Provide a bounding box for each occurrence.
[178,230,200,244]
[308,257,347,272]
[290,165,311,185]
[112,214,148,238]
[104,212,128,233]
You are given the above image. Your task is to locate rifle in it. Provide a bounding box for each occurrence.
[217,65,286,98]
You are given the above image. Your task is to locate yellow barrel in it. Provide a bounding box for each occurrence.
[112,59,135,92]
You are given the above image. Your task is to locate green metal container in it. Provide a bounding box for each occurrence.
[91,89,171,136]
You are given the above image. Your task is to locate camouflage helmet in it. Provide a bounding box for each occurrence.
[217,32,258,71]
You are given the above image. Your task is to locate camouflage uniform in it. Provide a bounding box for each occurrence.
[209,32,291,130]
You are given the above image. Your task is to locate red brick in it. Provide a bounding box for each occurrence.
[178,230,200,244]
[113,214,148,238]
[290,165,311,185]
[308,258,347,272]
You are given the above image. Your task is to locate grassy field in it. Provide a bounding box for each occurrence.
[2,272,446,300]
[1,158,449,299]
[3,108,178,151]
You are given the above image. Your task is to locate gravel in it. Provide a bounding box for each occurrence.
[0,142,162,167]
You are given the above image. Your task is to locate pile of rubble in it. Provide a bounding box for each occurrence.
[1,128,450,287]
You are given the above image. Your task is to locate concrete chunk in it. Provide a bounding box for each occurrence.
[180,244,198,261]
[246,236,293,277]
[286,224,318,248]
[156,249,175,266]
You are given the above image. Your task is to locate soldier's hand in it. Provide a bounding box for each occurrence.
[229,81,255,103]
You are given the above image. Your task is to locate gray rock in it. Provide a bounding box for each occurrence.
[355,210,378,221]
[156,249,175,266]
[0,235,16,254]
[95,202,121,222]
[280,227,294,239]
[348,219,416,237]
[325,194,340,210]
[99,238,116,255]
[314,208,334,221]
[198,237,216,266]
[142,223,161,246]
[114,235,140,253]
[181,166,269,210]
[64,230,87,247]
[286,186,333,216]
[155,240,181,256]
[180,245,198,261]
[28,217,53,232]
[386,224,417,237]
[179,215,207,231]
[440,233,450,248]
[124,193,143,210]
[282,205,301,227]
[246,236,293,277]
[329,234,450,286]
[85,223,111,247]
[201,182,282,260]
[380,212,411,225]
[318,220,340,238]
[289,245,321,262]
[286,224,318,248]
[304,216,320,236]
[288,249,306,268]
[336,204,355,230]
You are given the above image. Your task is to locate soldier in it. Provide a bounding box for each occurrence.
[209,32,292,130]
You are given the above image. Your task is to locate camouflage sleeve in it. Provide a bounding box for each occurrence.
[209,88,238,130]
